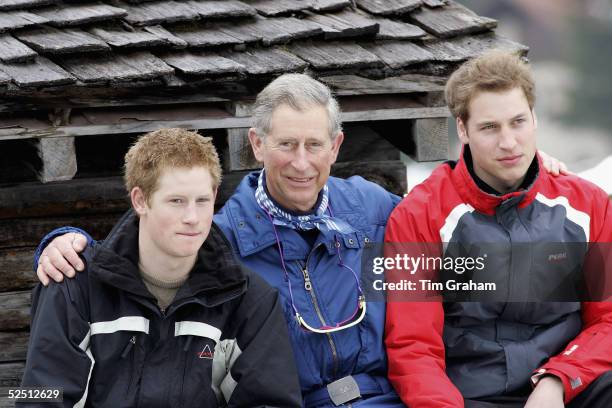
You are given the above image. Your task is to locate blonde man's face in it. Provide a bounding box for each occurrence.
[458,87,537,194]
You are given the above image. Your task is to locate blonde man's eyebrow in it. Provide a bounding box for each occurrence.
[511,113,528,120]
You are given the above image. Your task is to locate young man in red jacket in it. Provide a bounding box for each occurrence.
[385,51,612,408]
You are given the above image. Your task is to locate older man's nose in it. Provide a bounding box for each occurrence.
[291,145,310,172]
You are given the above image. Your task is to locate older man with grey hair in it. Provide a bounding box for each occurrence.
[34,73,568,407]
[213,73,405,406]
[213,73,404,407]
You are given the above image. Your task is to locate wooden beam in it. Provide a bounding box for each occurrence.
[332,160,407,196]
[0,90,235,113]
[342,106,449,122]
[0,105,449,142]
[412,117,449,161]
[35,137,77,183]
[0,177,129,219]
[0,213,122,249]
[320,74,445,95]
[0,117,253,141]
[0,248,37,293]
[0,362,24,387]
[0,331,28,363]
[0,291,31,331]
[0,169,254,220]
[226,102,261,172]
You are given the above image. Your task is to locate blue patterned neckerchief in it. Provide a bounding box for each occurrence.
[254,170,356,235]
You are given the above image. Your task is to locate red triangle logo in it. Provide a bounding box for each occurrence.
[198,344,214,359]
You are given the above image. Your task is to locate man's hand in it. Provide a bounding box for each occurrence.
[524,376,565,408]
[540,150,572,177]
[37,233,88,286]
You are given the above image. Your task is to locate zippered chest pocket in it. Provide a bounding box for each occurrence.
[172,320,224,407]
[88,330,148,406]
[175,336,218,407]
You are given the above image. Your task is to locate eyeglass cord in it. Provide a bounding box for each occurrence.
[262,203,365,330]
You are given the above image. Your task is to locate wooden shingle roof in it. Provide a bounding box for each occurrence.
[0,0,527,97]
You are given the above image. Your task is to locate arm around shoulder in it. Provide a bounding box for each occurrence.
[33,226,94,267]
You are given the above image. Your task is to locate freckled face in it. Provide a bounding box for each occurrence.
[137,167,216,259]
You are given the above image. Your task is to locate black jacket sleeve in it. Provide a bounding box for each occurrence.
[224,273,302,408]
[19,275,93,407]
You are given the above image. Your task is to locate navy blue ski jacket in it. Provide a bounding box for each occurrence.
[21,210,302,407]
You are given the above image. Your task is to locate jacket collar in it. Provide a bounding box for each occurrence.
[90,210,247,307]
[451,146,543,216]
[225,171,368,259]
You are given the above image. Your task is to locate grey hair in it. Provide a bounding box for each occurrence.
[252,73,343,140]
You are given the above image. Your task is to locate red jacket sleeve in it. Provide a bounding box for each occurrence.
[535,190,612,403]
[384,200,463,408]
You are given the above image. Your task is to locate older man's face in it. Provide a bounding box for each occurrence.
[249,104,343,212]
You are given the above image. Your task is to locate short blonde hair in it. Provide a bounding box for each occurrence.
[124,128,222,203]
[445,50,535,123]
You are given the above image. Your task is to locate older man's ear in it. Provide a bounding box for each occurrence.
[248,128,265,163]
[330,131,344,163]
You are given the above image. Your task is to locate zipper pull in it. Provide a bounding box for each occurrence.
[121,335,136,358]
[301,267,312,291]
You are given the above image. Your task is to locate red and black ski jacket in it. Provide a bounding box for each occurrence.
[385,148,612,407]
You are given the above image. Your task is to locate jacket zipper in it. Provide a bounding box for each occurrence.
[297,257,339,380]
[121,335,137,358]
[122,335,140,395]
